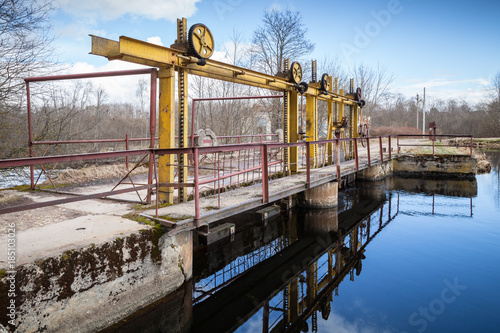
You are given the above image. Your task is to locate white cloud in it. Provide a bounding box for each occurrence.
[56,0,200,21]
[64,61,153,103]
[399,77,490,104]
[147,36,163,46]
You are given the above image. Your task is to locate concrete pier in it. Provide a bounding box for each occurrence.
[298,182,338,208]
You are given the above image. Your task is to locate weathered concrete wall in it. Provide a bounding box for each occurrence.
[0,227,192,333]
[357,160,394,181]
[394,154,478,179]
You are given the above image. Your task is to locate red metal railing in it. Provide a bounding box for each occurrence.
[5,134,476,221]
[25,68,159,203]
[396,134,473,155]
[0,136,397,219]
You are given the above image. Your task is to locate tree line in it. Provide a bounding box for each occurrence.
[1,3,499,160]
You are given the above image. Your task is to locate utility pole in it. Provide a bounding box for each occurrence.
[416,93,420,130]
[422,87,426,135]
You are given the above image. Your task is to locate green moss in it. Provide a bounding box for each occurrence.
[0,269,6,279]
[157,214,192,222]
[122,213,158,226]
[0,184,32,192]
[205,206,219,211]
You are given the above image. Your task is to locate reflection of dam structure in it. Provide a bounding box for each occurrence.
[192,192,399,333]
[101,181,478,333]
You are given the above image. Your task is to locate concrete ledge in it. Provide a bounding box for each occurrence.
[0,227,192,332]
[394,154,478,179]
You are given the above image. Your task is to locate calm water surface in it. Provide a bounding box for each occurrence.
[106,151,500,333]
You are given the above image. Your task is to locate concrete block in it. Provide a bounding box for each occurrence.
[201,223,235,245]
[280,196,296,211]
[256,205,281,220]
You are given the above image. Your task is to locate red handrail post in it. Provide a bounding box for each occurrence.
[379,136,383,163]
[26,81,35,189]
[125,134,130,170]
[388,136,392,159]
[366,138,371,167]
[354,139,359,171]
[261,144,269,203]
[306,142,311,187]
[193,147,200,227]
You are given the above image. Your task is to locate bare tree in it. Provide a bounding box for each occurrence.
[351,63,395,115]
[0,0,55,104]
[491,71,500,103]
[251,8,315,76]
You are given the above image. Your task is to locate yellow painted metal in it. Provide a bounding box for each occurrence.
[327,76,334,165]
[90,34,359,104]
[158,67,176,203]
[188,23,215,59]
[177,18,188,202]
[289,91,299,173]
[288,278,300,324]
[306,95,317,167]
[89,25,368,199]
[178,68,188,202]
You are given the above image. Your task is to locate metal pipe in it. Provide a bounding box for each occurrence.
[193,148,200,223]
[306,142,311,187]
[261,145,269,203]
[354,139,359,171]
[379,136,383,163]
[24,68,157,83]
[26,81,34,189]
[125,134,130,170]
[367,138,371,167]
[147,69,158,204]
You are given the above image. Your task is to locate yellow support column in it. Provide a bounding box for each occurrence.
[306,95,317,168]
[327,76,334,165]
[338,89,345,162]
[289,91,299,173]
[158,67,176,203]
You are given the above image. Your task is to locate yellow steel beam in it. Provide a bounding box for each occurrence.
[90,35,359,104]
[158,67,176,203]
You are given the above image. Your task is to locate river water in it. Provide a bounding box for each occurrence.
[104,151,500,333]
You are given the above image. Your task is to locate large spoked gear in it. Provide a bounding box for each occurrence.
[188,23,214,59]
[290,61,303,84]
[320,73,331,92]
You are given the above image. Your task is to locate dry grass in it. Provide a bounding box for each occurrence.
[41,163,148,186]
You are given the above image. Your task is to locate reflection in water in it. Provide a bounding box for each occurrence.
[102,152,500,332]
[192,190,398,333]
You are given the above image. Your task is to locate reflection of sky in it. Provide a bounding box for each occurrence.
[235,152,500,333]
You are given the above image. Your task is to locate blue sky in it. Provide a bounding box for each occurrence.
[50,0,500,104]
